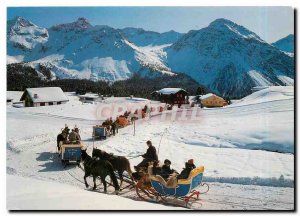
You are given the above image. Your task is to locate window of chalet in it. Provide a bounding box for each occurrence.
[49,102,53,106]
[57,102,62,105]
[40,102,45,106]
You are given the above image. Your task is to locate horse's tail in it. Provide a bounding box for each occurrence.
[108,164,120,191]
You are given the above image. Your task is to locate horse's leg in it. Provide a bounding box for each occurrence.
[126,163,135,183]
[84,173,89,188]
[101,176,107,193]
[92,176,97,190]
[118,170,123,188]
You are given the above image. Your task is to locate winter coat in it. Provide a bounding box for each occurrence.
[68,131,80,142]
[177,163,196,180]
[161,165,175,179]
[142,145,158,161]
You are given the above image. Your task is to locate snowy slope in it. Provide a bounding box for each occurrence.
[6,86,294,210]
[272,34,294,55]
[166,19,294,98]
[121,27,182,46]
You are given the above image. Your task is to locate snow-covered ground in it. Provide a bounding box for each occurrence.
[7,175,183,210]
[6,86,294,210]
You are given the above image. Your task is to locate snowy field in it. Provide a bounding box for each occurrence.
[6,86,294,210]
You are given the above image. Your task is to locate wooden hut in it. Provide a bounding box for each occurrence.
[151,88,189,105]
[199,93,227,108]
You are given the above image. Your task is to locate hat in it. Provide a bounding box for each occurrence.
[187,159,194,165]
[164,159,171,165]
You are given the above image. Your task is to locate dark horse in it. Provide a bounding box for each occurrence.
[81,149,120,193]
[57,132,67,151]
[92,148,134,186]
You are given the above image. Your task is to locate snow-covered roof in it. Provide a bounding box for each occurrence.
[199,93,225,101]
[199,93,214,100]
[78,93,99,99]
[21,87,69,103]
[157,88,187,95]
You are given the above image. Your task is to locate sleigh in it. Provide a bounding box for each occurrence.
[59,141,85,165]
[134,166,209,207]
[93,126,107,140]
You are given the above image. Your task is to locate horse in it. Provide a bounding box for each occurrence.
[92,148,134,186]
[81,149,120,193]
[57,132,67,151]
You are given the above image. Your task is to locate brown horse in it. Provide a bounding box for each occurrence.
[92,148,134,186]
[56,132,67,151]
[81,149,119,193]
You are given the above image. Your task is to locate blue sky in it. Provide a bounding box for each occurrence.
[7,7,294,43]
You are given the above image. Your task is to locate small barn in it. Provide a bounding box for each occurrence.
[78,93,101,103]
[151,88,189,105]
[20,87,69,107]
[199,93,227,108]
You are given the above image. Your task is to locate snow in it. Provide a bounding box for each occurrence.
[277,75,294,86]
[7,16,48,51]
[199,93,214,100]
[166,18,294,98]
[23,87,69,103]
[7,175,181,210]
[235,86,294,106]
[80,57,131,81]
[7,92,152,121]
[7,17,177,82]
[121,27,182,46]
[6,55,24,64]
[79,93,100,99]
[6,86,294,210]
[124,40,175,75]
[157,88,186,95]
[7,17,294,99]
[248,70,272,86]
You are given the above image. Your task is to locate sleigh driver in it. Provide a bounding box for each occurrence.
[134,140,158,171]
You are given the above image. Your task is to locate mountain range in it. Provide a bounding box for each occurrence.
[7,16,294,98]
[272,34,294,56]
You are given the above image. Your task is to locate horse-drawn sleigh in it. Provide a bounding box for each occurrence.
[57,125,85,167]
[77,148,209,208]
[58,141,85,166]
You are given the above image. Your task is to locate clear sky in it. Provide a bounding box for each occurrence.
[7,7,294,43]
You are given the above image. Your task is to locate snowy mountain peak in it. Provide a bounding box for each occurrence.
[167,18,294,98]
[50,17,92,31]
[7,16,48,52]
[10,16,35,28]
[209,18,236,27]
[209,18,263,42]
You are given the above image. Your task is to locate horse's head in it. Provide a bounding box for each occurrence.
[92,148,103,158]
[81,148,88,160]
